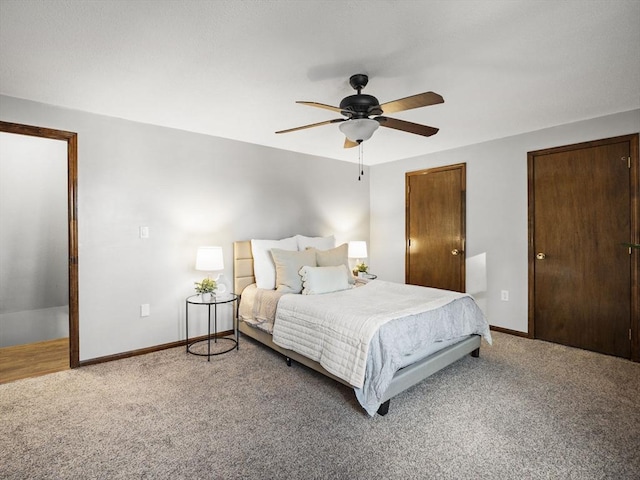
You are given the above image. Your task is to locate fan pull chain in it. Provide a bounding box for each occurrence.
[358,142,364,181]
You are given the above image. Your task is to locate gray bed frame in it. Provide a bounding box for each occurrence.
[233,240,481,416]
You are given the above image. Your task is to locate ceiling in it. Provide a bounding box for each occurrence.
[1,0,639,165]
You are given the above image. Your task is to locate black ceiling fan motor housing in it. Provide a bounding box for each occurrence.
[340,74,383,118]
[339,94,382,118]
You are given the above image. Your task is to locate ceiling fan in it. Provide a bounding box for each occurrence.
[276,73,444,148]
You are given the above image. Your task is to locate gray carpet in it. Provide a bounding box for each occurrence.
[1,331,638,479]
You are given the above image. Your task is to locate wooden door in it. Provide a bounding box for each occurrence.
[406,163,465,292]
[529,135,639,359]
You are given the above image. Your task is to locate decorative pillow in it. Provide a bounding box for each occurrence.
[271,248,317,294]
[300,265,351,295]
[296,234,336,251]
[250,236,298,290]
[311,243,355,284]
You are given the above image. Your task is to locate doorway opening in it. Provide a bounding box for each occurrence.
[0,121,79,381]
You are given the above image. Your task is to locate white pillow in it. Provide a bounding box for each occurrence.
[300,265,351,295]
[296,234,335,251]
[251,236,298,289]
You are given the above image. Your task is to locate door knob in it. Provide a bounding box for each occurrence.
[451,249,460,256]
[536,252,546,260]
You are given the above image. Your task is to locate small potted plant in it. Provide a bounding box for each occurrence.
[195,278,217,302]
[353,262,368,278]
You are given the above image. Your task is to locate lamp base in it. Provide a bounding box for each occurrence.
[214,273,230,294]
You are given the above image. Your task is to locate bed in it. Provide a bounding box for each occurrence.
[233,238,491,416]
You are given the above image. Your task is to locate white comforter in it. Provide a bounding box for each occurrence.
[272,280,490,390]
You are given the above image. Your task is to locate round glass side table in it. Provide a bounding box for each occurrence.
[185,293,239,360]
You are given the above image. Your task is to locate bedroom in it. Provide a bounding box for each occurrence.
[1,1,639,477]
[0,0,637,364]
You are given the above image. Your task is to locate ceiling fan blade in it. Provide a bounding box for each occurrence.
[344,137,359,149]
[296,101,345,114]
[276,118,345,134]
[379,92,444,114]
[375,116,439,137]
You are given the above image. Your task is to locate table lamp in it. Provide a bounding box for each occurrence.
[348,241,368,276]
[195,246,227,296]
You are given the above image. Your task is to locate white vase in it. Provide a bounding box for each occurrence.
[201,292,212,302]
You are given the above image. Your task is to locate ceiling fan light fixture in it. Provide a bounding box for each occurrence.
[339,118,379,143]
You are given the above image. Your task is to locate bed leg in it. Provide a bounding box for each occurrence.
[377,400,390,416]
[471,348,480,358]
[285,357,292,367]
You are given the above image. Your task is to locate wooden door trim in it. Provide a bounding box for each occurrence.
[527,156,535,340]
[528,133,639,362]
[0,121,79,368]
[631,135,639,362]
[405,163,466,290]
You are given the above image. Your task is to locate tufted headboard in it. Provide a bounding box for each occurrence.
[233,241,255,295]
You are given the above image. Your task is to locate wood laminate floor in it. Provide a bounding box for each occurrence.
[0,338,69,384]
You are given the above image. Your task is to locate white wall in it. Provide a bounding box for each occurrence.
[370,109,640,333]
[0,95,370,361]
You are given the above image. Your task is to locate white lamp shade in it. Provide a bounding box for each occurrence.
[348,241,368,259]
[339,118,379,142]
[195,246,224,271]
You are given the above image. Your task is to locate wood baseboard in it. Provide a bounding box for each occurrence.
[490,325,531,338]
[78,330,234,367]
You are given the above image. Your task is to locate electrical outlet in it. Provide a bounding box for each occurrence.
[140,304,150,317]
[501,290,509,301]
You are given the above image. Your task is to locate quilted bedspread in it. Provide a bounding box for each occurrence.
[271,280,488,390]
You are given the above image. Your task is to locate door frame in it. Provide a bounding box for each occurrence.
[0,121,79,368]
[405,163,466,292]
[527,134,639,362]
